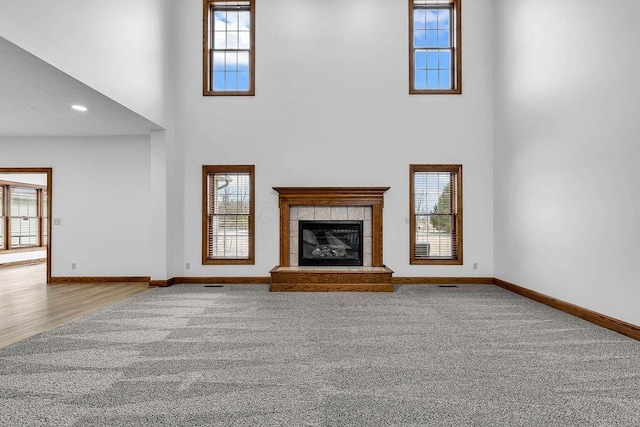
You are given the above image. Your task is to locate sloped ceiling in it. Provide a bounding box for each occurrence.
[0,36,161,137]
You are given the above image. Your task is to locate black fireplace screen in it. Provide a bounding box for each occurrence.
[298,220,363,266]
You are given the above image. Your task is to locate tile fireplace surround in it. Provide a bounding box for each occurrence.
[270,187,393,292]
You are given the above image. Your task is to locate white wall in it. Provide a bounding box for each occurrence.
[493,0,640,325]
[174,0,495,277]
[0,0,171,126]
[0,136,151,277]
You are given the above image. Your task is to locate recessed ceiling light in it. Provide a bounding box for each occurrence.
[71,105,87,112]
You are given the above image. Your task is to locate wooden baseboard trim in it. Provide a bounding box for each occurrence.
[149,278,176,287]
[50,276,151,284]
[494,278,640,341]
[0,258,46,269]
[393,277,494,285]
[174,277,271,285]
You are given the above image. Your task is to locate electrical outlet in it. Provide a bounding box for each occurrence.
[71,262,77,270]
[186,262,191,270]
[405,217,410,224]
[473,262,478,270]
[53,218,61,226]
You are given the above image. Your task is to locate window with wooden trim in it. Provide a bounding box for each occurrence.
[0,186,4,250]
[410,165,462,264]
[202,165,255,264]
[409,0,461,94]
[203,0,255,95]
[0,182,47,251]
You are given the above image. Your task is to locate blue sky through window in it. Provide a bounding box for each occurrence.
[413,7,453,90]
[212,6,251,92]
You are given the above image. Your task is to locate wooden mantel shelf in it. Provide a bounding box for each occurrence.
[273,187,390,206]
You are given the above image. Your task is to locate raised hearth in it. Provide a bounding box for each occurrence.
[270,266,394,292]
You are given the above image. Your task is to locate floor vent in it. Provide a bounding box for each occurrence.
[438,285,459,288]
[204,285,224,288]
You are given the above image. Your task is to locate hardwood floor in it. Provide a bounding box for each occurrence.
[0,264,153,349]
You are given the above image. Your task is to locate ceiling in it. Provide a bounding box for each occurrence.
[0,36,161,137]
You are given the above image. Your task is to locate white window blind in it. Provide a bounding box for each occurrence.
[207,171,251,259]
[411,165,462,263]
[10,186,39,248]
[0,186,4,249]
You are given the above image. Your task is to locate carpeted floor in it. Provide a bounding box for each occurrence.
[0,284,638,426]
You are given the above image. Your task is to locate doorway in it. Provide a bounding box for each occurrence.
[0,168,52,284]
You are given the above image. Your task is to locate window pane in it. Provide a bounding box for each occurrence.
[437,10,450,29]
[214,11,227,31]
[414,30,427,48]
[426,10,438,29]
[10,187,37,217]
[0,219,4,249]
[213,52,225,71]
[427,70,439,89]
[414,10,427,30]
[438,50,451,69]
[238,51,249,71]
[426,50,438,69]
[213,71,225,91]
[10,217,38,248]
[415,70,427,90]
[225,72,237,91]
[238,31,250,49]
[226,11,239,31]
[214,31,226,49]
[225,51,238,71]
[238,72,250,91]
[426,30,438,47]
[415,50,427,70]
[226,32,238,49]
[239,11,250,31]
[437,29,450,47]
[439,70,452,89]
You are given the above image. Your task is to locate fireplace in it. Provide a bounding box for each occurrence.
[298,220,363,266]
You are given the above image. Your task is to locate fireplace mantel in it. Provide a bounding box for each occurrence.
[271,187,393,292]
[273,187,390,267]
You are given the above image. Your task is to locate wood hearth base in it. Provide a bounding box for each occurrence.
[269,266,394,292]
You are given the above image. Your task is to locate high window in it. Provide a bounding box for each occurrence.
[410,165,462,264]
[202,165,255,264]
[0,182,47,251]
[203,0,255,95]
[409,0,461,94]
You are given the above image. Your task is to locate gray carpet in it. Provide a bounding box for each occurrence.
[0,284,638,426]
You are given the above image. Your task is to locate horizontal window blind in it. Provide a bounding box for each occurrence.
[0,186,4,249]
[207,171,251,259]
[411,165,462,264]
[9,186,39,248]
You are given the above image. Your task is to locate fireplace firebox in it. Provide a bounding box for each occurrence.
[298,220,363,266]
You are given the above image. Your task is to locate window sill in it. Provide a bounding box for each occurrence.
[0,246,47,254]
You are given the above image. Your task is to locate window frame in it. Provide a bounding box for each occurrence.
[202,165,255,265]
[203,0,256,96]
[409,164,463,265]
[0,180,48,252]
[409,0,462,95]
